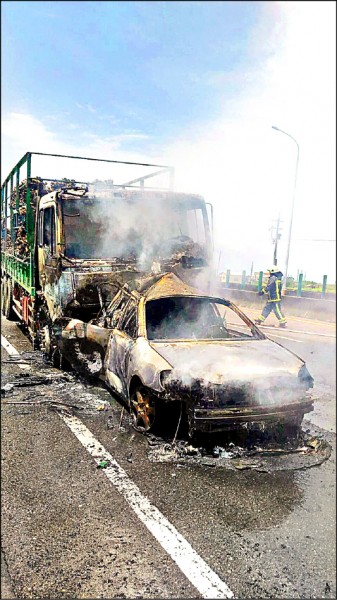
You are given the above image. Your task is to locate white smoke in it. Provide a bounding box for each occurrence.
[63,187,208,272]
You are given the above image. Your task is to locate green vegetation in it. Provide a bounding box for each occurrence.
[285,278,336,293]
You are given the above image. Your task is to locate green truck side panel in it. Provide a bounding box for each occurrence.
[1,153,35,296]
[25,154,35,248]
[1,252,35,296]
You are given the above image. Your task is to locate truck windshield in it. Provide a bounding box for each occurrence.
[62,193,210,262]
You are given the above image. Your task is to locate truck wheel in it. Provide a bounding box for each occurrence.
[4,278,15,320]
[40,323,61,368]
[1,278,7,315]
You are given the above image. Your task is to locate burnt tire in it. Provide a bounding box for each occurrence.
[39,319,62,368]
[44,329,61,368]
[130,386,159,433]
[1,278,7,316]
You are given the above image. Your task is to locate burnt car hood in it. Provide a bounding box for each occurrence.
[150,338,304,385]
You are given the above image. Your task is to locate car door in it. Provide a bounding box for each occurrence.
[105,294,137,397]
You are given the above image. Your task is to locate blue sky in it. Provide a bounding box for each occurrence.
[2,1,262,148]
[2,1,336,281]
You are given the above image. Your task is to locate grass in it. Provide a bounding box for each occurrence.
[285,282,336,293]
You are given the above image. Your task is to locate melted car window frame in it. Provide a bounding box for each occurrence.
[145,296,260,341]
[118,299,138,338]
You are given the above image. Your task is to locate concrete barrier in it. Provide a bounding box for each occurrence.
[216,286,336,323]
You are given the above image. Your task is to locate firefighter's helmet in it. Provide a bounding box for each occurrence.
[268,266,283,276]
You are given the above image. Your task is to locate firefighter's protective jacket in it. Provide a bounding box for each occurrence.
[263,274,282,302]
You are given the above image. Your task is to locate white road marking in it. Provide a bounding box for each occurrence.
[246,308,336,327]
[226,322,303,343]
[265,333,303,343]
[261,327,335,338]
[1,334,30,369]
[1,333,234,597]
[59,412,234,599]
[1,328,333,597]
[227,322,335,339]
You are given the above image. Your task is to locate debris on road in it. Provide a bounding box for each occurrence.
[107,416,115,430]
[146,432,332,472]
[2,359,31,365]
[232,460,262,470]
[1,362,113,416]
[1,383,15,394]
[97,460,111,469]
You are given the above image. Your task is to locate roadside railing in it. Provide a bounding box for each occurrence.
[219,270,335,300]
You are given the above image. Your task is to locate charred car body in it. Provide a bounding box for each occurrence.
[58,272,314,436]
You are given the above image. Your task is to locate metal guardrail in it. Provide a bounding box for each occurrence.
[220,270,333,299]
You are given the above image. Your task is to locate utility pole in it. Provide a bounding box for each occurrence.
[272,126,299,294]
[270,214,282,266]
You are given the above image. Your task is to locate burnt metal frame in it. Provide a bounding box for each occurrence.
[1,152,215,299]
[1,152,176,293]
[25,151,175,190]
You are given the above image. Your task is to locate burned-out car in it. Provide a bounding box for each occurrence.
[58,272,314,436]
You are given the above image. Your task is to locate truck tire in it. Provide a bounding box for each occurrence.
[39,318,62,369]
[4,278,15,320]
[1,278,7,316]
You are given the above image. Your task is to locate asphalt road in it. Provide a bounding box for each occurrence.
[1,313,336,599]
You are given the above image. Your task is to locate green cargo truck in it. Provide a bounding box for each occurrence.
[1,152,214,361]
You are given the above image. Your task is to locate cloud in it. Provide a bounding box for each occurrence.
[97,114,120,125]
[76,103,97,113]
[1,112,57,179]
[2,111,150,169]
[1,111,156,193]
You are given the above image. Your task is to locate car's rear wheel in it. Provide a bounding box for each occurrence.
[130,386,157,432]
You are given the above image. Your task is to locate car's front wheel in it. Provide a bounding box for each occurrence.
[130,386,157,432]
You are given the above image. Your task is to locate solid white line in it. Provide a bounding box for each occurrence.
[227,322,335,339]
[59,412,234,599]
[261,327,335,338]
[1,334,30,369]
[246,308,336,327]
[2,334,234,596]
[265,333,303,343]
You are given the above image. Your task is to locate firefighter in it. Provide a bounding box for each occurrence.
[255,267,287,328]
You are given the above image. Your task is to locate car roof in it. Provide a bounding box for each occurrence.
[144,272,210,301]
